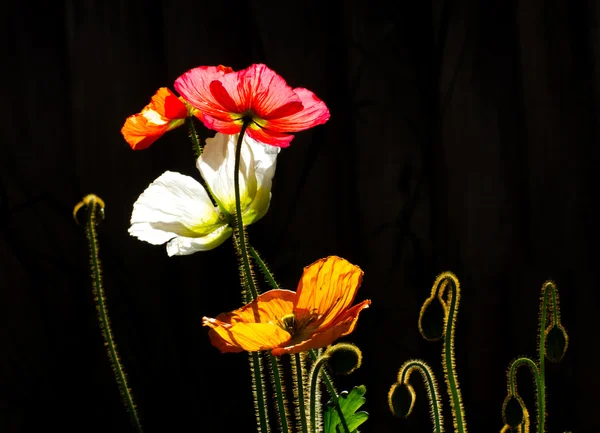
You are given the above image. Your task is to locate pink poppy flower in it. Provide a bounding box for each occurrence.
[174,64,330,147]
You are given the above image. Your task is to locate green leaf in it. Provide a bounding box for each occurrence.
[324,385,369,433]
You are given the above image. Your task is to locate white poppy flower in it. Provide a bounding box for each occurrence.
[129,132,280,256]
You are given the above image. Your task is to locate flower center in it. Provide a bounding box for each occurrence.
[281,313,297,336]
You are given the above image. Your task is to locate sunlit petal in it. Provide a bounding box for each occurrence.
[175,65,236,125]
[198,133,279,224]
[129,171,230,253]
[294,256,364,329]
[272,300,370,356]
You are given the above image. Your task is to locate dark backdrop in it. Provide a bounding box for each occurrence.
[2,1,598,432]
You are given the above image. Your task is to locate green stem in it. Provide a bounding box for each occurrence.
[309,350,349,433]
[440,277,466,433]
[250,246,279,291]
[270,354,290,433]
[234,121,258,302]
[231,122,268,432]
[251,352,270,433]
[81,197,143,433]
[294,353,309,433]
[309,355,329,433]
[537,284,552,433]
[398,360,443,433]
[186,117,202,157]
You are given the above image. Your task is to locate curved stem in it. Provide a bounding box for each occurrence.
[397,360,443,433]
[308,350,349,433]
[537,283,554,433]
[309,355,329,433]
[78,196,143,433]
[508,357,540,397]
[437,274,466,433]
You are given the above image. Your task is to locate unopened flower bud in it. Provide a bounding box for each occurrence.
[324,342,362,375]
[418,298,446,341]
[388,382,415,418]
[545,324,568,363]
[502,395,524,429]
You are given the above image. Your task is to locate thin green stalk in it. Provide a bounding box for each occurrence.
[309,355,329,433]
[76,195,143,433]
[250,246,279,291]
[231,122,268,432]
[294,353,309,433]
[251,351,270,433]
[233,121,258,302]
[186,117,202,157]
[537,284,553,433]
[438,275,466,433]
[309,350,349,433]
[397,360,443,433]
[270,354,291,433]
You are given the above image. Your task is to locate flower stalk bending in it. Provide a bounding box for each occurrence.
[73,194,143,433]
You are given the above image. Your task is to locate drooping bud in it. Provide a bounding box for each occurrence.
[418,297,446,341]
[545,324,568,363]
[502,395,524,429]
[73,194,105,226]
[388,382,415,418]
[324,342,362,375]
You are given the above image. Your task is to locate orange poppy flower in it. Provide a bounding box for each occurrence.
[202,256,371,356]
[121,87,190,150]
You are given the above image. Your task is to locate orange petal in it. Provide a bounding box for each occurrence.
[294,256,364,329]
[204,318,291,353]
[272,299,370,356]
[217,289,296,325]
[121,113,168,150]
[150,87,188,119]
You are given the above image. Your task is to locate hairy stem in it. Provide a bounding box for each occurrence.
[76,195,142,432]
[397,359,443,433]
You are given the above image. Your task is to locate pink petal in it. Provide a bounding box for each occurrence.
[174,65,236,121]
[216,64,301,119]
[266,87,330,132]
[246,124,294,148]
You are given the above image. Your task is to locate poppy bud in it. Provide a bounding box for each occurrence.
[388,382,415,418]
[545,324,568,363]
[502,395,524,429]
[324,342,362,375]
[73,194,105,226]
[418,298,446,341]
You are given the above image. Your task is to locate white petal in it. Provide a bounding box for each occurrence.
[129,171,228,251]
[166,225,233,256]
[197,133,279,225]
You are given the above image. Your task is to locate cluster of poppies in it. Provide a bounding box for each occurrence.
[121,63,370,356]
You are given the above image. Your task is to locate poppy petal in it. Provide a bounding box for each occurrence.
[294,256,364,329]
[216,64,301,119]
[271,299,370,356]
[197,132,279,224]
[175,65,237,123]
[204,320,291,353]
[151,87,188,119]
[213,289,296,325]
[129,171,231,255]
[246,125,294,148]
[121,113,169,150]
[265,87,330,132]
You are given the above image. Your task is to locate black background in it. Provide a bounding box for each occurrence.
[2,1,598,432]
